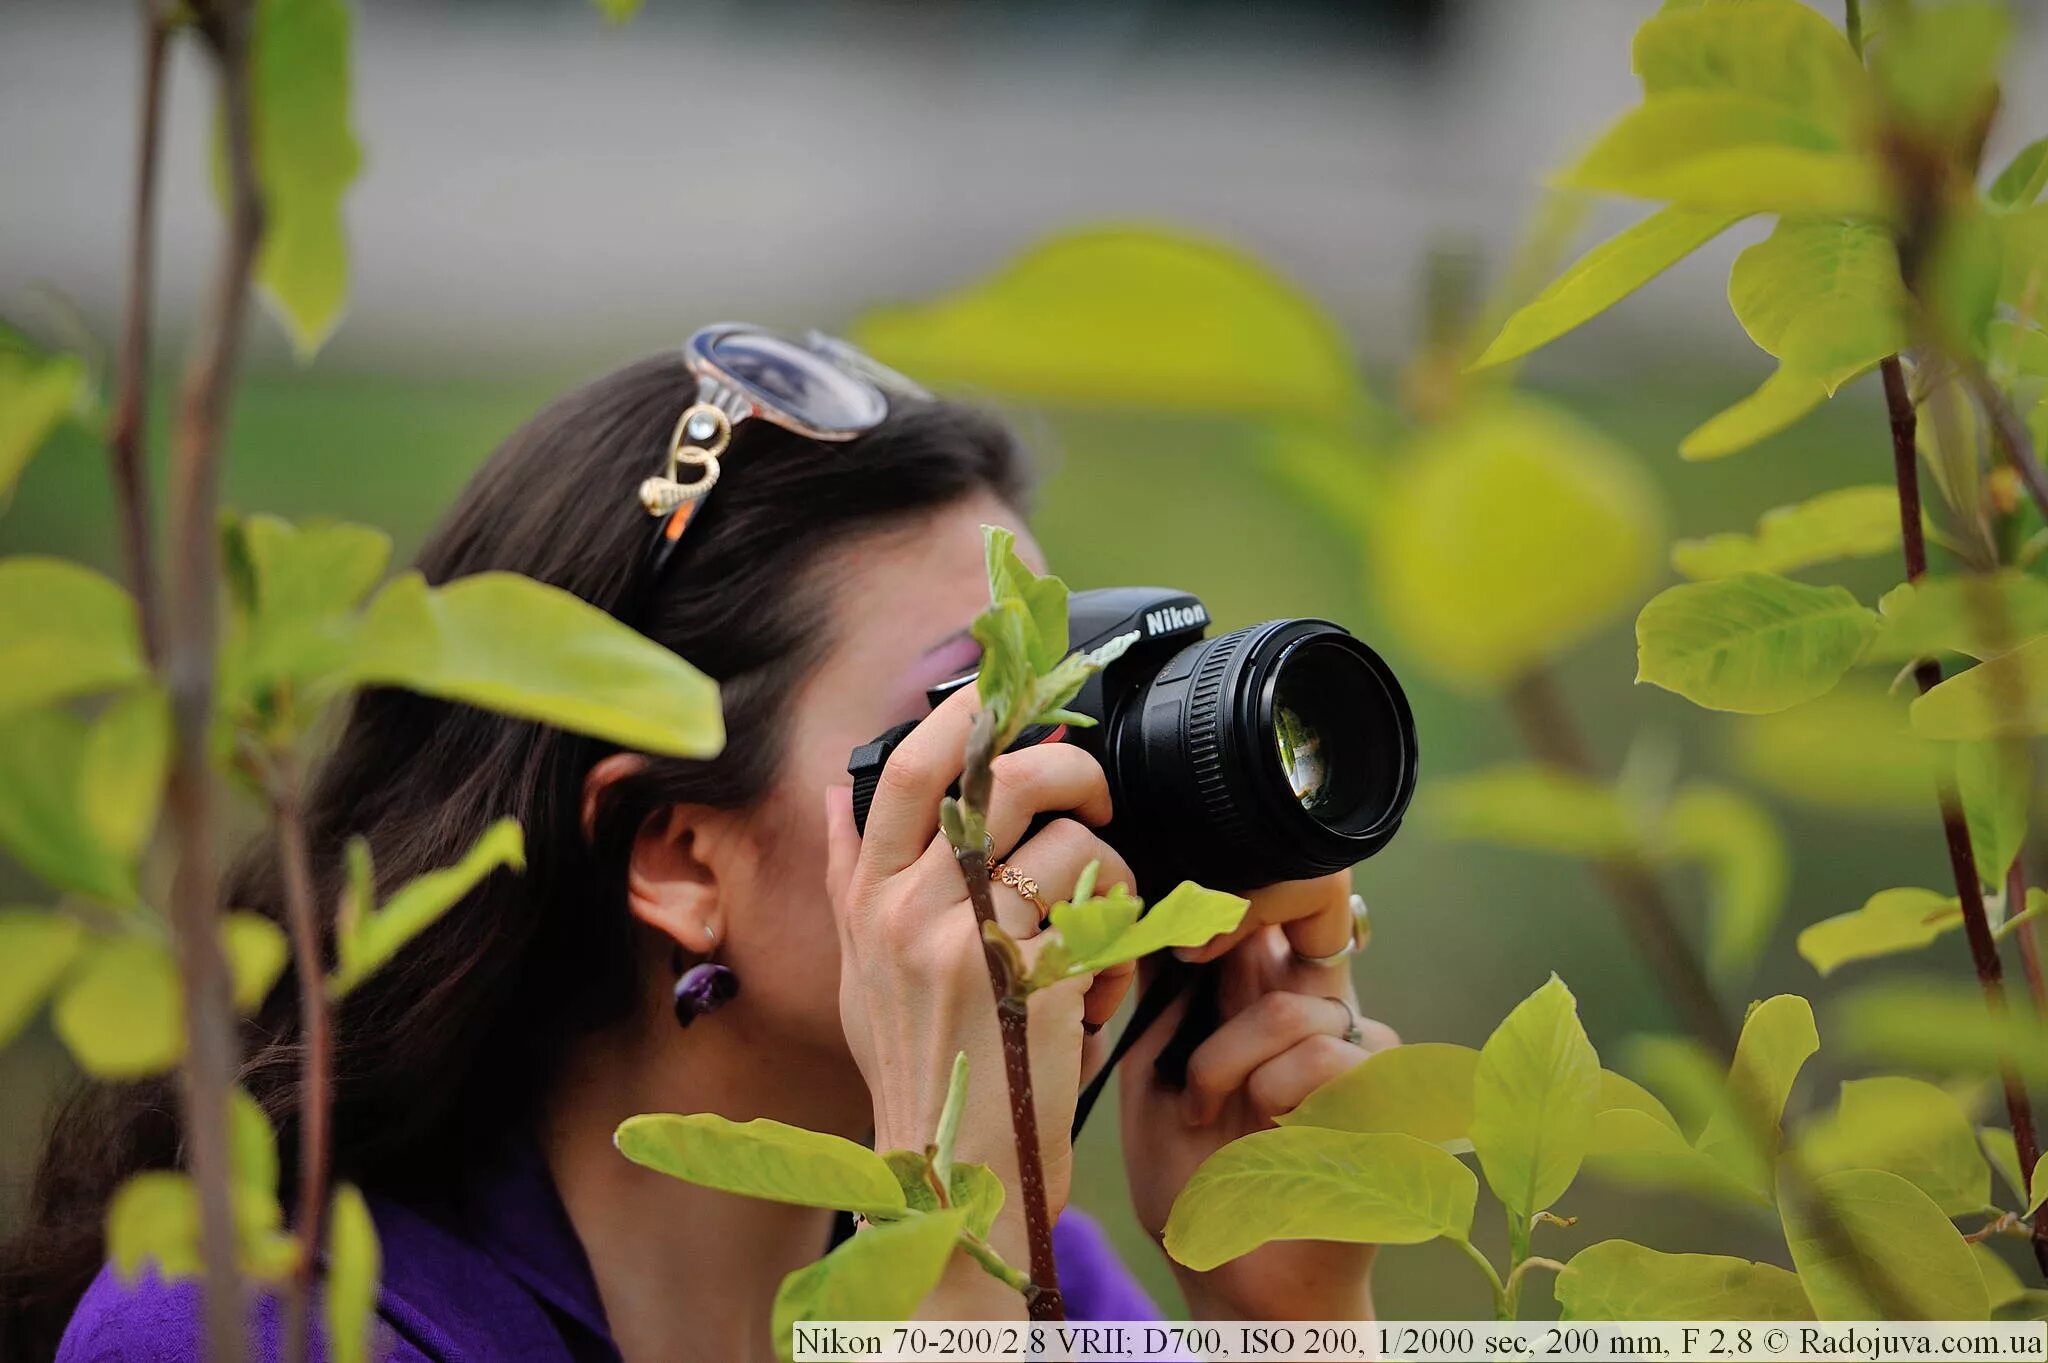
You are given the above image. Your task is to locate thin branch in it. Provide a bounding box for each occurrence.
[1880,354,2048,1279]
[1967,365,2048,529]
[1502,667,1737,1058]
[107,0,169,661]
[271,757,329,1363]
[162,3,266,1358]
[952,713,1064,1320]
[2015,855,2048,1010]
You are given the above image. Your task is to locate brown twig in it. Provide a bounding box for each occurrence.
[161,4,266,1358]
[952,713,1064,1320]
[106,0,168,661]
[1503,667,1737,1058]
[1879,354,2048,1278]
[271,757,329,1363]
[2015,856,2047,1014]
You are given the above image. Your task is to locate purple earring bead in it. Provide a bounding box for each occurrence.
[672,961,739,1026]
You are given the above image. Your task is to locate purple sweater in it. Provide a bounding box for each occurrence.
[55,1146,1159,1362]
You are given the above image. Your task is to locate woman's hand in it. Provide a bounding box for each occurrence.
[824,686,1136,1315]
[1117,871,1397,1321]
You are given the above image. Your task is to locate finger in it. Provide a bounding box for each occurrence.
[856,684,985,877]
[1180,990,1358,1127]
[1174,872,1353,965]
[1000,819,1138,936]
[1245,1034,1368,1123]
[822,784,862,951]
[982,744,1114,855]
[1082,957,1136,1031]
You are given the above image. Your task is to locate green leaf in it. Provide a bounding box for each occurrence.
[1781,1167,1990,1320]
[0,908,83,1046]
[1833,977,2048,1085]
[1729,218,1908,388]
[106,1171,202,1282]
[1470,974,1601,1220]
[0,557,146,715]
[983,525,1067,675]
[1679,365,1831,460]
[1976,1241,2030,1311]
[325,1183,380,1363]
[1671,486,1902,580]
[1585,1106,1769,1207]
[614,1113,908,1218]
[591,0,645,19]
[850,226,1367,422]
[223,911,289,1013]
[1471,208,1745,370]
[1051,881,1248,976]
[1635,573,1875,714]
[1799,1077,1991,1217]
[1990,137,2048,211]
[0,342,85,505]
[329,818,524,998]
[1561,92,1886,218]
[1599,1068,1680,1131]
[1631,0,1866,130]
[79,684,170,865]
[1626,1035,1770,1193]
[1557,1239,1813,1322]
[248,0,362,358]
[1870,572,2048,663]
[1984,1126,2027,1205]
[1798,887,1962,977]
[1372,394,1664,686]
[1912,636,2048,739]
[881,1151,1005,1239]
[0,706,139,905]
[229,514,392,697]
[1697,994,1817,1168]
[1419,763,1638,858]
[771,1210,965,1362]
[1871,0,2007,153]
[51,936,180,1078]
[229,1087,279,1204]
[1656,782,1788,980]
[1736,682,1935,815]
[1277,1042,1480,1153]
[1162,1128,1476,1272]
[354,571,724,758]
[1958,738,2032,880]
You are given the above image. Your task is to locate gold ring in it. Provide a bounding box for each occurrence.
[988,860,1050,918]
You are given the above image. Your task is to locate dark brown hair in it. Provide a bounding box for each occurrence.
[0,353,1030,1359]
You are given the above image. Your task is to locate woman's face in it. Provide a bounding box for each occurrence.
[718,491,1041,1067]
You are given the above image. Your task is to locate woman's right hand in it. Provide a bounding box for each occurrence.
[823,685,1136,1312]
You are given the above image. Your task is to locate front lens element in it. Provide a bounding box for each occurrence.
[706,331,888,433]
[1265,636,1407,836]
[1273,701,1332,813]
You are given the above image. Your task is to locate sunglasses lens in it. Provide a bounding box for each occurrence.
[706,331,889,434]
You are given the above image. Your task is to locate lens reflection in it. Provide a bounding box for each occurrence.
[1273,702,1332,813]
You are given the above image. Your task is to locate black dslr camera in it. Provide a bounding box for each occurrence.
[845,587,1418,1127]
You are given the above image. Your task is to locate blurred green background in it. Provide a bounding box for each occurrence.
[4,0,2037,1324]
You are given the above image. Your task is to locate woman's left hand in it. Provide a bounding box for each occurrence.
[1116,871,1397,1321]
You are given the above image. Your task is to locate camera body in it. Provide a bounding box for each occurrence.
[847,586,1417,895]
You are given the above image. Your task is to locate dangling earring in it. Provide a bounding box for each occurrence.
[671,932,739,1027]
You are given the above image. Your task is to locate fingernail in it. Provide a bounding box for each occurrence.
[1172,946,1202,963]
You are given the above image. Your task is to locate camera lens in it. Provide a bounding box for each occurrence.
[1273,699,1331,812]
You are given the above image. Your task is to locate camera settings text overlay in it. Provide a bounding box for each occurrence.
[790,1320,2048,1362]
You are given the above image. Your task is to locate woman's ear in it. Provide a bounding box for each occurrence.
[582,754,734,956]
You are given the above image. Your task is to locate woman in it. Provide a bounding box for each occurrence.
[6,329,1396,1362]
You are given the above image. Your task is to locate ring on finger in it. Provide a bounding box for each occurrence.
[1291,893,1371,969]
[1330,995,1365,1047]
[989,860,1051,920]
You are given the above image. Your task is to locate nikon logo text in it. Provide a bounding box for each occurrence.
[1144,603,1208,636]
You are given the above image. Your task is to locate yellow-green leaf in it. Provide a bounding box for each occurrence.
[1598,1068,1679,1131]
[326,1183,380,1363]
[1679,364,1832,460]
[1061,880,1247,974]
[1656,782,1787,981]
[249,0,362,357]
[1871,573,2048,663]
[0,908,84,1046]
[1585,1106,1769,1207]
[0,343,85,505]
[329,818,523,998]
[1470,974,1600,1220]
[851,226,1365,422]
[0,706,139,905]
[354,571,724,759]
[1781,1167,1990,1320]
[1557,1239,1813,1322]
[1833,977,2048,1085]
[227,514,392,700]
[614,1113,907,1218]
[880,1151,1004,1239]
[1799,1077,1992,1217]
[592,0,645,20]
[1635,573,1875,714]
[1163,1128,1476,1272]
[1871,0,2006,153]
[1472,208,1744,370]
[770,1210,964,1363]
[1671,486,1902,580]
[224,911,288,1013]
[1698,994,1817,1168]
[0,558,146,715]
[1991,137,2048,211]
[1372,394,1664,687]
[1984,1127,2027,1205]
[106,1171,202,1282]
[1736,682,1933,815]
[1797,887,1961,977]
[1912,637,2048,739]
[1958,739,2032,880]
[1278,1042,1480,1152]
[80,684,170,864]
[1631,0,1865,131]
[1420,763,1638,858]
[1727,219,1908,387]
[52,936,181,1078]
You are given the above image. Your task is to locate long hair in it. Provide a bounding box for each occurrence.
[0,352,1030,1359]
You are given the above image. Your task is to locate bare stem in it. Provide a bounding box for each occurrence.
[2015,856,2048,1014]
[1502,667,1737,1058]
[161,4,266,1357]
[1968,365,2048,529]
[1879,354,2048,1279]
[107,0,168,661]
[271,757,329,1363]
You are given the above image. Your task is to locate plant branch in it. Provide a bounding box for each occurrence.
[1967,365,2048,530]
[950,711,1064,1321]
[2013,856,2048,1008]
[1502,667,1737,1058]
[1453,1236,1509,1321]
[270,755,329,1363]
[1879,353,2048,1279]
[107,0,169,662]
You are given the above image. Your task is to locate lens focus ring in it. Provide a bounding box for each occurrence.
[1183,626,1263,866]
